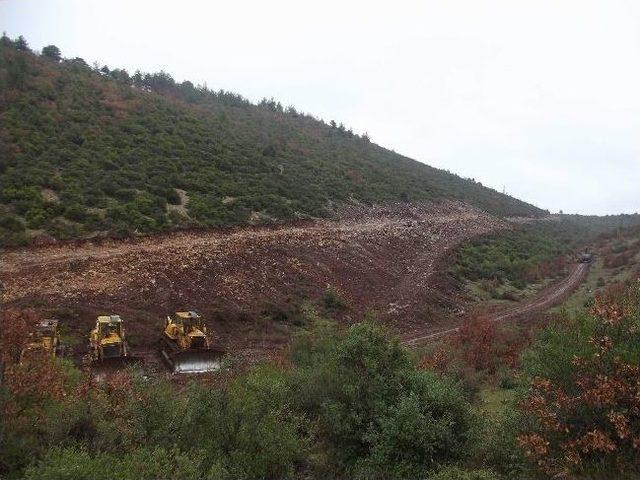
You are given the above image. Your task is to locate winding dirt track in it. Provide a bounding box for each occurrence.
[402,262,590,348]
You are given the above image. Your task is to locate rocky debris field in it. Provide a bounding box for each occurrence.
[1,201,509,357]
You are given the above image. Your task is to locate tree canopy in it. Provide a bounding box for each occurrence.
[41,44,61,61]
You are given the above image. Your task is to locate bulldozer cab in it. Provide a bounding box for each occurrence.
[88,314,141,373]
[91,314,129,361]
[21,319,60,362]
[172,311,206,334]
[34,319,58,340]
[96,315,124,339]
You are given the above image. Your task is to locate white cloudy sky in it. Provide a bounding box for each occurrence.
[2,0,639,214]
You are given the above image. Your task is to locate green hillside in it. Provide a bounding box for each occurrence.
[0,35,545,246]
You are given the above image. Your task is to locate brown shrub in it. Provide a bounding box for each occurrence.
[518,282,640,477]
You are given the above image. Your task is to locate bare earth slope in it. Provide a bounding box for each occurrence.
[1,201,507,354]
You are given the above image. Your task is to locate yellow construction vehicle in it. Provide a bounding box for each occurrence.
[90,314,130,362]
[20,319,62,363]
[159,311,223,373]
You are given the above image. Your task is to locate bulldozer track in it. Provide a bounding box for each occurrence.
[402,262,590,348]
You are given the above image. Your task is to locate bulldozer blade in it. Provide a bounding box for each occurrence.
[160,349,223,374]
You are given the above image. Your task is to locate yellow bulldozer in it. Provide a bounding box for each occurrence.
[20,319,63,363]
[89,314,130,362]
[159,311,223,373]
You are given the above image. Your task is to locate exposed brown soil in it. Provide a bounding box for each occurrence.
[1,201,508,361]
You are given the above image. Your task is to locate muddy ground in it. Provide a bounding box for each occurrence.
[1,201,509,361]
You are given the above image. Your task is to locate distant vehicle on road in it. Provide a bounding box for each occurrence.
[578,253,593,263]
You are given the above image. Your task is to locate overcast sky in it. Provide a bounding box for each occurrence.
[2,0,639,215]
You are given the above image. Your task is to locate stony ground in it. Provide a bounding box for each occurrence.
[1,201,509,359]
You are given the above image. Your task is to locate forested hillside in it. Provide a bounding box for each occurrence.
[450,215,640,289]
[0,35,545,246]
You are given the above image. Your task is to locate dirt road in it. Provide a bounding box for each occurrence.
[402,262,590,348]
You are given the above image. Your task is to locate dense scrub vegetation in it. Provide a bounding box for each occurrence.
[0,35,545,246]
[600,229,640,270]
[450,217,640,297]
[3,277,640,479]
[422,277,640,479]
[450,228,567,291]
[1,317,475,479]
[517,282,640,477]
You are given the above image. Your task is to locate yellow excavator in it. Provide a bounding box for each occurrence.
[159,311,223,373]
[89,314,130,363]
[20,319,63,363]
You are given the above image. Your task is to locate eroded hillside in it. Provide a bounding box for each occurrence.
[1,201,508,356]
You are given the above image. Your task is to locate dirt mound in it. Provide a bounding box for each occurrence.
[0,201,508,355]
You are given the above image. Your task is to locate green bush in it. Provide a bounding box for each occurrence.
[0,222,28,245]
[0,229,29,246]
[520,313,599,388]
[425,466,501,480]
[471,404,529,478]
[0,358,83,475]
[261,299,306,326]
[45,217,84,239]
[63,203,87,222]
[25,207,50,229]
[320,287,347,312]
[289,321,475,479]
[517,283,640,477]
[450,225,569,291]
[0,212,26,231]
[218,367,309,479]
[23,447,208,480]
[165,188,182,205]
